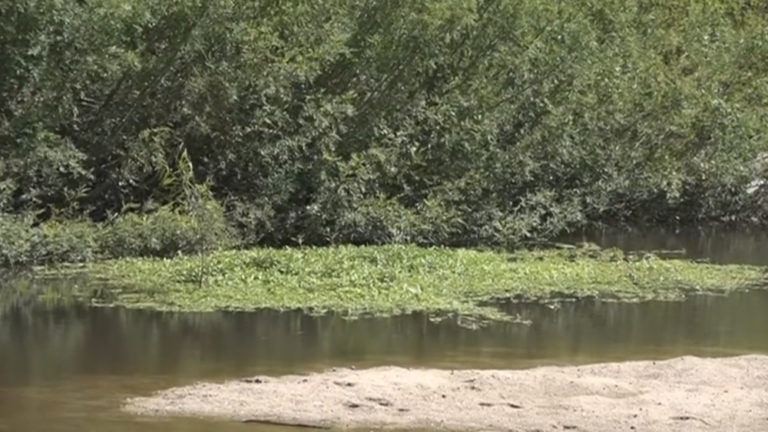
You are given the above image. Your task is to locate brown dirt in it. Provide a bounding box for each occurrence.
[125,355,768,431]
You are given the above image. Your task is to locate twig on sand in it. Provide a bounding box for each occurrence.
[242,419,330,429]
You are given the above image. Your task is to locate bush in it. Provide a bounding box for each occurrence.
[100,203,234,259]
[0,214,35,267]
[33,220,98,264]
[1,200,234,267]
[2,0,768,247]
[0,214,97,266]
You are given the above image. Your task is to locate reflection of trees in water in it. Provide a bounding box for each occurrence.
[3,289,767,387]
[505,293,768,358]
[0,274,89,318]
[564,228,768,266]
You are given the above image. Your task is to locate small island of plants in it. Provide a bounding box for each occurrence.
[36,244,761,324]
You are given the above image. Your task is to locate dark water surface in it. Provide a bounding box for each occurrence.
[2,229,768,431]
[563,226,768,265]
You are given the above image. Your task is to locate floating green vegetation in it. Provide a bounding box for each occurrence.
[46,245,765,323]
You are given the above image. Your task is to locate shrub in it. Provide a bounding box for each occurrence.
[100,203,234,259]
[0,215,97,266]
[33,220,98,264]
[0,214,35,267]
[3,0,768,247]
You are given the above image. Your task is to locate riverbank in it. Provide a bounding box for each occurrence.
[43,244,765,323]
[125,354,768,431]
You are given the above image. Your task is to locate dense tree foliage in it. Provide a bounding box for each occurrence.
[2,0,767,253]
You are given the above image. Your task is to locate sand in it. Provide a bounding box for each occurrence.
[125,355,768,431]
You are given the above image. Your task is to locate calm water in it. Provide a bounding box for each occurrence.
[2,229,768,431]
[564,226,768,265]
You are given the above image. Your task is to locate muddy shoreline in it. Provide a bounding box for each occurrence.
[126,355,768,431]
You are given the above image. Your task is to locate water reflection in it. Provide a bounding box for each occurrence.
[563,227,768,265]
[4,290,766,387]
[1,290,767,431]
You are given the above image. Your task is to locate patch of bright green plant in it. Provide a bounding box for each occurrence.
[74,245,767,322]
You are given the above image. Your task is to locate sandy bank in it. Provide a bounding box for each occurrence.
[125,355,768,431]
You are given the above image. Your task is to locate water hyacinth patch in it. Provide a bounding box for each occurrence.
[59,245,768,323]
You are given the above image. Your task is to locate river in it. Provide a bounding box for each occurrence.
[1,229,767,431]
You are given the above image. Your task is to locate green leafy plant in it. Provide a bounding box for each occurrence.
[76,244,767,323]
[1,0,767,250]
